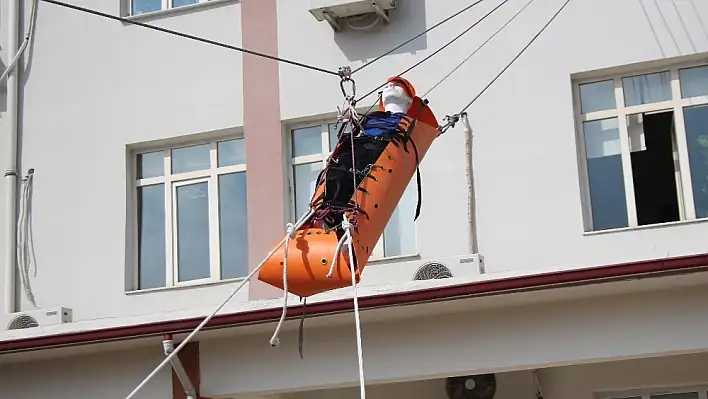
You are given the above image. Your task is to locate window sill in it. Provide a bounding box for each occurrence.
[126,254,421,295]
[126,275,246,295]
[583,216,708,236]
[124,0,236,21]
[367,253,421,265]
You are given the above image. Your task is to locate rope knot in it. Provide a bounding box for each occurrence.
[341,217,353,233]
[285,223,296,239]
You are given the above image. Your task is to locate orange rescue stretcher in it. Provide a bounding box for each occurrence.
[258,77,439,298]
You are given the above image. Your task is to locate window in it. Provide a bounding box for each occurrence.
[133,137,248,290]
[129,0,211,16]
[289,122,418,260]
[601,386,707,399]
[576,63,708,231]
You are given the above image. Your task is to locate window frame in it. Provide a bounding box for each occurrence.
[598,385,708,399]
[574,60,708,232]
[131,136,248,291]
[128,0,212,17]
[286,119,419,261]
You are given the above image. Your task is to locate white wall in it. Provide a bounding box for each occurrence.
[284,371,536,399]
[541,352,708,399]
[277,0,708,275]
[2,0,708,326]
[0,0,246,319]
[0,346,172,399]
[199,285,708,396]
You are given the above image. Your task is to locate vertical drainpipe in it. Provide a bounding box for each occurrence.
[4,0,20,314]
[461,113,478,254]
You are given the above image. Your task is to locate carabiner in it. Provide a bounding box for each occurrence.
[340,78,357,101]
[338,65,356,101]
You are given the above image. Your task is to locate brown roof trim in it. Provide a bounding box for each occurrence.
[2,252,708,354]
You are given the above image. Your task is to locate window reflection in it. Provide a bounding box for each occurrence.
[176,182,211,282]
[683,104,708,218]
[219,172,249,279]
[583,118,629,230]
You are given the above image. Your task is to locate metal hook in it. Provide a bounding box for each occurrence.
[338,65,356,101]
[438,114,461,134]
[340,78,356,102]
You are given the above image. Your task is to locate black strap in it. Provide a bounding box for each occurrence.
[298,297,307,359]
[409,138,422,221]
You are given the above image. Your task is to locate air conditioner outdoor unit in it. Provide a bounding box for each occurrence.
[309,0,397,32]
[360,254,485,286]
[411,254,485,281]
[3,307,73,331]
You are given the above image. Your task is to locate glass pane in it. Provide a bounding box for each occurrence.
[292,126,323,157]
[132,0,161,14]
[651,393,699,399]
[583,118,629,230]
[680,65,708,98]
[173,0,198,6]
[137,151,164,179]
[623,71,671,106]
[176,182,211,282]
[384,178,418,257]
[137,184,166,289]
[172,144,211,174]
[219,172,249,279]
[294,162,323,220]
[579,80,616,113]
[683,105,708,218]
[217,139,246,167]
[328,123,352,152]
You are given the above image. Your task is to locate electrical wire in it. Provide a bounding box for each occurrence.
[423,0,538,98]
[351,0,488,74]
[356,0,511,103]
[38,0,340,77]
[456,0,572,115]
[0,0,39,83]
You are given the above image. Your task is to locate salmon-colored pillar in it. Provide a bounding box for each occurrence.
[242,0,286,300]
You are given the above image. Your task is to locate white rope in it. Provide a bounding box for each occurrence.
[269,222,295,347]
[16,170,37,308]
[125,235,291,399]
[342,215,366,399]
[326,233,348,278]
[267,209,315,347]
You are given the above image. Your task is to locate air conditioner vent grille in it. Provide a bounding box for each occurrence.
[7,314,40,330]
[413,262,454,281]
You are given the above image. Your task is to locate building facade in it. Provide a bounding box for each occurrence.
[1,0,708,398]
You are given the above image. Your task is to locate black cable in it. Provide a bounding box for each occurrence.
[356,0,511,102]
[423,0,538,97]
[351,0,488,75]
[39,0,340,77]
[457,0,572,114]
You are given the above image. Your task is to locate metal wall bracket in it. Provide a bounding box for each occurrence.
[322,11,341,31]
[371,1,390,23]
[163,336,198,399]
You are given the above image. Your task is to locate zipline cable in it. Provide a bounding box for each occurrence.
[39,0,340,77]
[457,0,572,115]
[356,0,511,103]
[437,0,572,133]
[423,0,538,97]
[351,0,488,75]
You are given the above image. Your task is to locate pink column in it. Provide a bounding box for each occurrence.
[242,0,285,300]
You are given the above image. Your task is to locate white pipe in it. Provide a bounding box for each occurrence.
[4,0,21,314]
[461,113,478,254]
